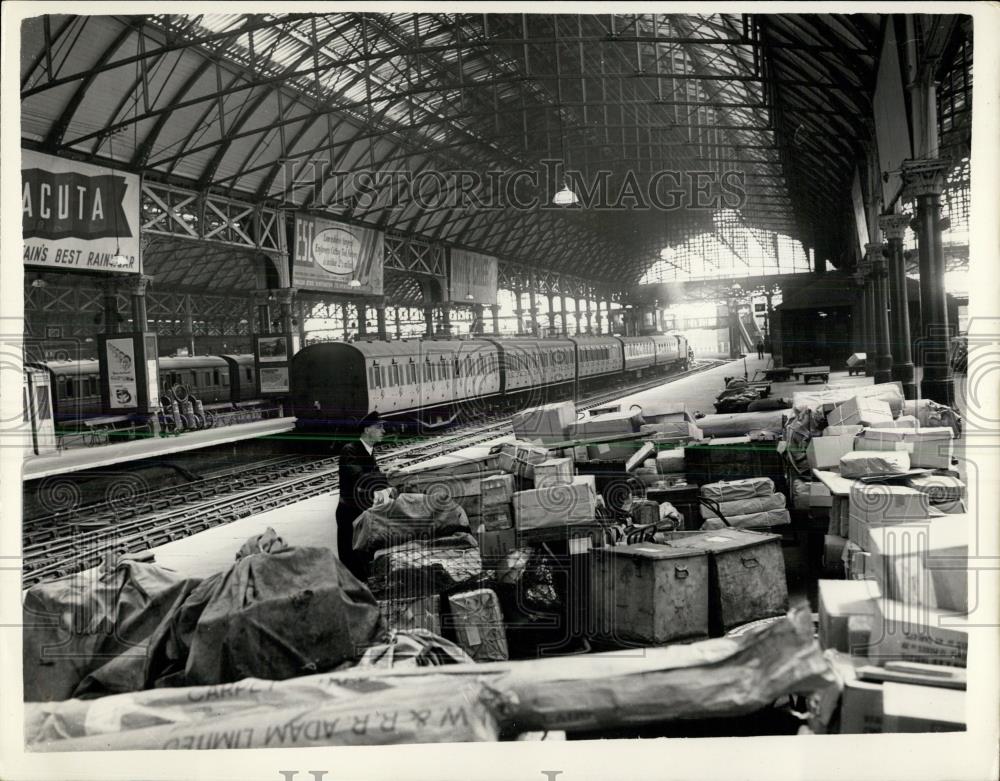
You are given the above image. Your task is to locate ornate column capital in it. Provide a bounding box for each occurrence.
[901,158,950,202]
[866,242,888,276]
[878,213,910,242]
[128,274,154,296]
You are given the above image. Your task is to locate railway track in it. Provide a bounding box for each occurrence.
[22,359,726,587]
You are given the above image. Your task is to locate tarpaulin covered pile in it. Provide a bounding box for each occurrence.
[26,604,835,749]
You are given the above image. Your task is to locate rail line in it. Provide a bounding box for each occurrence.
[22,359,726,587]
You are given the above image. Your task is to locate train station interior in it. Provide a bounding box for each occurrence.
[5,6,997,776]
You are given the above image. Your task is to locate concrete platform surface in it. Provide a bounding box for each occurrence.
[23,418,296,481]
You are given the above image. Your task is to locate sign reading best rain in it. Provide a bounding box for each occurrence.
[22,150,141,274]
[292,215,384,295]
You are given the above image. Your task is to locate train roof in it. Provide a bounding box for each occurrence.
[158,355,229,369]
[565,335,620,345]
[34,359,100,376]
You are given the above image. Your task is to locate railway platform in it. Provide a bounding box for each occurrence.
[142,354,804,577]
[22,418,296,481]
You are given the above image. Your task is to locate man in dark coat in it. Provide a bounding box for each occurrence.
[335,411,390,579]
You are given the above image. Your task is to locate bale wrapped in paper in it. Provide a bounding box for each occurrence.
[446,588,509,662]
[699,492,786,520]
[839,450,910,478]
[700,477,775,503]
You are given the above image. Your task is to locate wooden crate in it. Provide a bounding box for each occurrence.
[663,529,789,635]
[589,543,710,645]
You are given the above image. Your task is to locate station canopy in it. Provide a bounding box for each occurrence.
[20,12,971,290]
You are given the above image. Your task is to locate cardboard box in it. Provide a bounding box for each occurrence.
[846,352,867,368]
[822,534,848,575]
[655,448,686,474]
[867,598,969,667]
[586,439,643,463]
[839,679,885,733]
[497,441,549,480]
[513,482,597,530]
[865,518,968,612]
[892,415,919,429]
[904,427,954,469]
[510,401,577,444]
[809,482,833,508]
[806,435,857,470]
[858,427,954,469]
[824,425,863,437]
[566,410,643,439]
[630,400,693,423]
[476,527,517,560]
[827,396,894,428]
[818,579,882,653]
[848,483,930,525]
[533,457,574,488]
[475,504,513,532]
[625,441,657,472]
[881,682,965,732]
[481,474,515,507]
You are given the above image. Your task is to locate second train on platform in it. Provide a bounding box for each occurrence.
[291,333,691,436]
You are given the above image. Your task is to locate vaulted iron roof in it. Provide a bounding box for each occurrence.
[20,12,970,288]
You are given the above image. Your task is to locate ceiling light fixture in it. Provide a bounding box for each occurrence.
[551,94,579,207]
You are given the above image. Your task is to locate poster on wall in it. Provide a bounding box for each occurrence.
[449,248,498,305]
[292,215,383,295]
[257,335,289,363]
[106,337,138,409]
[22,149,141,274]
[259,367,290,394]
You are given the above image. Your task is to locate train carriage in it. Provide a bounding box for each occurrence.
[651,333,689,369]
[616,335,657,372]
[480,337,575,394]
[568,336,625,380]
[290,339,503,430]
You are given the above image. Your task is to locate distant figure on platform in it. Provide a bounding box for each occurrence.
[755,339,765,360]
[335,411,390,580]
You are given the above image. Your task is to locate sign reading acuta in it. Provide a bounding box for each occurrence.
[292,215,383,295]
[22,150,141,274]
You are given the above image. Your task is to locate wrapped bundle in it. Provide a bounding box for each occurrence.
[839,450,910,478]
[700,492,787,520]
[369,533,483,599]
[446,588,509,662]
[700,477,775,503]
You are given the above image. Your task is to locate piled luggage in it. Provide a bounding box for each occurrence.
[777,383,968,734]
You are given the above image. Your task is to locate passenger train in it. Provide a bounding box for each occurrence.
[291,333,691,436]
[27,354,258,424]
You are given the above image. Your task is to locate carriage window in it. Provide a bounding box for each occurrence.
[245,368,252,381]
[213,370,220,385]
[65,377,74,397]
[222,373,229,386]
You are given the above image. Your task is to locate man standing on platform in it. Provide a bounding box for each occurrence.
[756,338,765,360]
[335,411,390,579]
